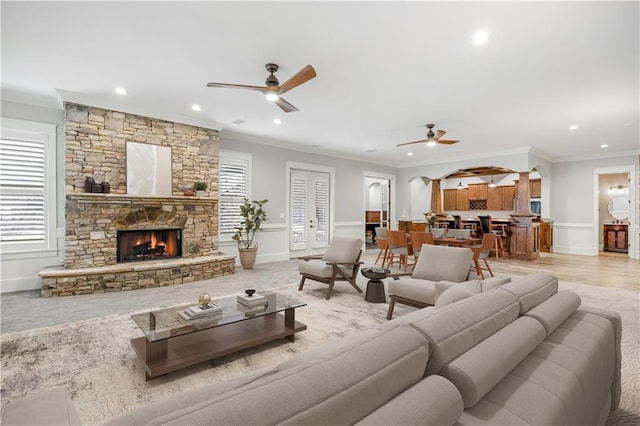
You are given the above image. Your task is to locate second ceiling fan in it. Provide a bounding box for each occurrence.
[206,63,316,113]
[397,124,459,147]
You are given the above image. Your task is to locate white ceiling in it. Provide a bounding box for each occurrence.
[2,1,638,167]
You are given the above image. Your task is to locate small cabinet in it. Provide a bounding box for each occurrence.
[502,186,515,211]
[530,179,541,198]
[443,189,457,211]
[456,189,469,211]
[468,184,488,201]
[487,187,503,210]
[540,220,553,253]
[603,224,628,252]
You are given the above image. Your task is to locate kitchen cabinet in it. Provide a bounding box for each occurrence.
[540,220,553,252]
[468,184,488,201]
[487,187,503,210]
[603,224,628,252]
[502,186,515,211]
[443,189,457,211]
[456,189,469,211]
[530,179,541,198]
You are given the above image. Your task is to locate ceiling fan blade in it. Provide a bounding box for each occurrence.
[279,65,317,94]
[437,139,459,145]
[206,82,267,91]
[435,130,446,139]
[396,138,429,147]
[274,97,299,113]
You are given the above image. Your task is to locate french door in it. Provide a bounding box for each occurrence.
[290,169,330,251]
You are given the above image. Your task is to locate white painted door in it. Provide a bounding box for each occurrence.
[290,169,330,251]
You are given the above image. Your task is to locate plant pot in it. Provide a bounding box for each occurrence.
[238,247,258,269]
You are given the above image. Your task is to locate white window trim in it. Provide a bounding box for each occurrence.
[218,150,252,243]
[0,117,57,254]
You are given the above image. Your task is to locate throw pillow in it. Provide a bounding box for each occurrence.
[435,287,476,308]
[434,280,481,308]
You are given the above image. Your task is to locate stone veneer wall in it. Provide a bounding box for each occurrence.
[64,103,219,196]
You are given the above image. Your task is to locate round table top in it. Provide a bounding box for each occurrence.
[361,267,390,280]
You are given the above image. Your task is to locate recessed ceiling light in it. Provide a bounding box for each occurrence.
[273,118,282,125]
[408,152,413,156]
[600,144,609,148]
[569,125,579,130]
[472,30,489,45]
[191,104,201,111]
[115,87,127,95]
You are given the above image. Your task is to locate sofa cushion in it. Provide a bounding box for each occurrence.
[440,316,546,407]
[411,289,520,375]
[322,236,363,263]
[355,375,463,426]
[499,271,558,313]
[105,368,278,425]
[524,290,581,336]
[411,244,472,282]
[1,387,82,426]
[298,260,354,278]
[434,286,476,308]
[388,278,436,305]
[479,275,511,291]
[141,324,430,425]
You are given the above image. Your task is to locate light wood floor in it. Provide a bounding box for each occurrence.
[460,251,639,291]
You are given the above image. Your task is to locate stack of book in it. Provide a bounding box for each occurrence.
[236,293,268,314]
[179,303,223,321]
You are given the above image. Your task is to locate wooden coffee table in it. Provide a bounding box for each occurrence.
[130,292,307,380]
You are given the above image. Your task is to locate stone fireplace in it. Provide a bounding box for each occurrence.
[38,104,235,297]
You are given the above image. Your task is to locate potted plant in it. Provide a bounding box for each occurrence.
[193,182,208,197]
[232,198,268,269]
[424,210,437,231]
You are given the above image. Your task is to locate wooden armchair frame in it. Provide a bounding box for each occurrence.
[298,251,364,300]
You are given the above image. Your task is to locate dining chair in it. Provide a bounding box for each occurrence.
[478,215,506,259]
[410,231,434,263]
[469,233,496,279]
[374,226,389,266]
[385,230,412,272]
[452,215,461,229]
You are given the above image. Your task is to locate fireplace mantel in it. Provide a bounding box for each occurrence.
[67,193,215,206]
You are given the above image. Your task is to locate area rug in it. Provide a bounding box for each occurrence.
[1,281,638,425]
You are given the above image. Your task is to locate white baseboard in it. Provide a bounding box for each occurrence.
[552,245,597,256]
[0,276,41,293]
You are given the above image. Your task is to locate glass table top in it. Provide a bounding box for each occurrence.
[131,292,306,342]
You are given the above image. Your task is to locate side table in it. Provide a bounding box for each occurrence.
[361,267,390,303]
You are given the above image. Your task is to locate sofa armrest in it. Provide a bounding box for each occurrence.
[576,306,622,410]
[355,375,463,426]
[1,387,82,426]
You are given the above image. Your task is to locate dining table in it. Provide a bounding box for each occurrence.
[433,237,481,247]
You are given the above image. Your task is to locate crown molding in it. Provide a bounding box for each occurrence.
[56,89,224,131]
[553,149,640,163]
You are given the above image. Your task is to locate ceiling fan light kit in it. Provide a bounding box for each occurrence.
[207,63,316,113]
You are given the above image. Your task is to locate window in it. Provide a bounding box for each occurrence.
[0,118,57,253]
[218,151,251,239]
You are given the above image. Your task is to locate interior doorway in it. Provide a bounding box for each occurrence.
[594,166,636,259]
[363,172,396,249]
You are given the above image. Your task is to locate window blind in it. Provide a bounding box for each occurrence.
[219,158,249,235]
[0,138,46,243]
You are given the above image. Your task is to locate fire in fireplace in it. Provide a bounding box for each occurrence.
[117,229,182,263]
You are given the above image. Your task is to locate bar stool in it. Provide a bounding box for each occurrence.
[478,215,506,260]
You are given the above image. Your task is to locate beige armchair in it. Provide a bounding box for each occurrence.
[386,244,473,319]
[298,236,364,300]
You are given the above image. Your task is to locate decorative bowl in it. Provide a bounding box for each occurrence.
[245,289,256,297]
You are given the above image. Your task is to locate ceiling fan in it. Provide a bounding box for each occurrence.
[397,124,459,147]
[206,63,316,113]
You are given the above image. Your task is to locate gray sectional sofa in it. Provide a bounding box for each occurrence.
[2,271,621,425]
